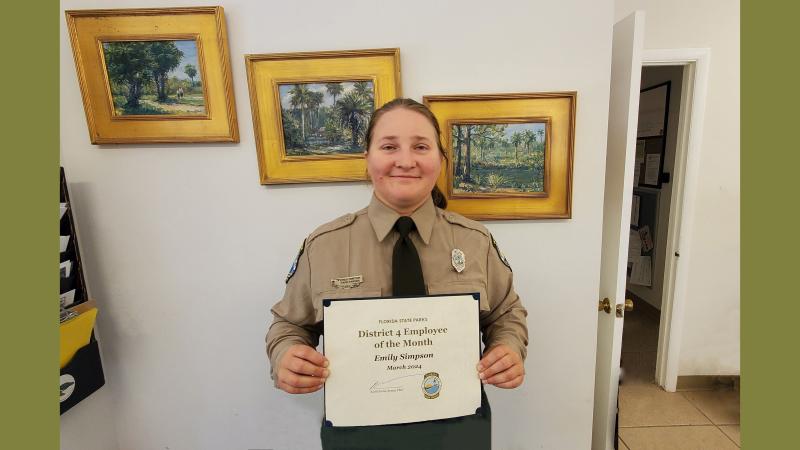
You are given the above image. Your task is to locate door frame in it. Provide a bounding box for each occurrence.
[640,48,711,392]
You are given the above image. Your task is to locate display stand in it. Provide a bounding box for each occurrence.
[60,167,105,414]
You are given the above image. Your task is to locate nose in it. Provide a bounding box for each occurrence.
[394,147,416,169]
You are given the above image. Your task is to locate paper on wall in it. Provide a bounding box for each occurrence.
[639,225,654,252]
[630,256,652,286]
[631,195,641,227]
[644,153,661,185]
[628,231,642,263]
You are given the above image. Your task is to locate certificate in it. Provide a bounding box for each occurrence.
[323,294,481,427]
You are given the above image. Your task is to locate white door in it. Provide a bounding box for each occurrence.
[591,11,645,450]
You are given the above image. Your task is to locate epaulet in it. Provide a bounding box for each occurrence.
[307,213,356,243]
[441,210,490,237]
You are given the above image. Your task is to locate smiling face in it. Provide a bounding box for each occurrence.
[366,108,444,215]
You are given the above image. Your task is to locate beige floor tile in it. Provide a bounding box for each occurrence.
[619,425,739,450]
[682,390,740,425]
[619,384,711,427]
[719,425,741,446]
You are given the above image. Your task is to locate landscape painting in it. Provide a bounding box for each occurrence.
[451,122,547,195]
[102,39,206,116]
[278,81,375,157]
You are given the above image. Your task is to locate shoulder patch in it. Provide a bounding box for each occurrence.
[307,213,356,243]
[442,211,490,237]
[285,239,306,283]
[491,234,512,272]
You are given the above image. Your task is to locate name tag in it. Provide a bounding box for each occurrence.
[331,275,363,289]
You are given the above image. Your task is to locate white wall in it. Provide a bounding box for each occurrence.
[615,0,740,375]
[60,0,614,448]
[60,380,119,450]
[628,65,683,310]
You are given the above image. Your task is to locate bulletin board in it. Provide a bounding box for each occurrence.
[627,187,659,286]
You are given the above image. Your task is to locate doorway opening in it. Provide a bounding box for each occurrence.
[620,64,685,388]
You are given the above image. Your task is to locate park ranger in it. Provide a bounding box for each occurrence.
[266,98,528,450]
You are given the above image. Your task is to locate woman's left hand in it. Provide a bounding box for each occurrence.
[477,344,525,389]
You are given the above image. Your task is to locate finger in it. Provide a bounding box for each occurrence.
[279,369,327,388]
[477,346,508,372]
[278,380,324,394]
[293,345,329,367]
[479,353,513,380]
[288,357,329,378]
[493,374,525,389]
[483,364,524,385]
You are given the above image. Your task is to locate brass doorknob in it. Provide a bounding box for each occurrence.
[598,298,612,314]
[625,298,634,311]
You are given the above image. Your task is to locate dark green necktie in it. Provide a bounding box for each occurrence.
[392,216,426,296]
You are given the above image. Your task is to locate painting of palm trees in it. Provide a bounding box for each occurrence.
[451,122,546,195]
[102,39,206,116]
[278,80,374,156]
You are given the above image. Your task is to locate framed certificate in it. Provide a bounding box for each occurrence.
[323,293,481,427]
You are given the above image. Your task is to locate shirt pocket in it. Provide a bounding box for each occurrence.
[426,280,490,312]
[312,285,383,322]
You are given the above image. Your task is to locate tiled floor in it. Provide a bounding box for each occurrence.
[618,300,740,449]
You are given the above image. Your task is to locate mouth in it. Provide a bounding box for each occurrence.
[390,175,421,179]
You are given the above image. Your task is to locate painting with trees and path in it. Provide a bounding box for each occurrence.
[278,80,374,157]
[451,122,546,195]
[102,39,206,116]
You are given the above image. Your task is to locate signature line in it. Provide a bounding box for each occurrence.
[369,373,424,392]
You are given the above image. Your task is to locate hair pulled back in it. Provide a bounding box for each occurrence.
[364,98,448,209]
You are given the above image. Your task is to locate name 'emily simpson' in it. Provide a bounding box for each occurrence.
[374,351,435,362]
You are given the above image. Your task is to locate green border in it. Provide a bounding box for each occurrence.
[742,1,798,447]
[0,1,780,448]
[0,0,59,447]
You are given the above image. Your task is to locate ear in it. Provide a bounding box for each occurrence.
[364,151,372,182]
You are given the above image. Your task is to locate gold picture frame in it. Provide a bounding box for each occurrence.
[65,7,239,144]
[245,48,401,184]
[423,93,576,220]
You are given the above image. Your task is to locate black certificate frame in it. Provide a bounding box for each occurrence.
[636,81,671,189]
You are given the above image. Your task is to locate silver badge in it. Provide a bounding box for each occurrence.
[331,275,364,289]
[451,248,466,273]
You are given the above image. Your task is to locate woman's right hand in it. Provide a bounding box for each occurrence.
[276,344,330,394]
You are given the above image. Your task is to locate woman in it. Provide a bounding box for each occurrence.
[266,98,528,449]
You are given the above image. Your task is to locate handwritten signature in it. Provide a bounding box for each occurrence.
[369,373,424,393]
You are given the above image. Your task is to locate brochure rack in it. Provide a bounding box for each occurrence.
[60,167,105,414]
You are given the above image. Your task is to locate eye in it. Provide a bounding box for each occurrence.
[381,144,397,151]
[415,144,430,151]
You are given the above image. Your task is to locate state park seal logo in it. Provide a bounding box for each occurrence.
[422,372,442,399]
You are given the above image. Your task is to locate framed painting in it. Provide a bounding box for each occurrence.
[423,93,576,219]
[245,48,401,184]
[65,7,239,144]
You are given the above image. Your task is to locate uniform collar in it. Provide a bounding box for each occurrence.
[368,194,436,245]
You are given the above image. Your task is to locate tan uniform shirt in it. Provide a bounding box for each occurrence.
[265,195,528,381]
